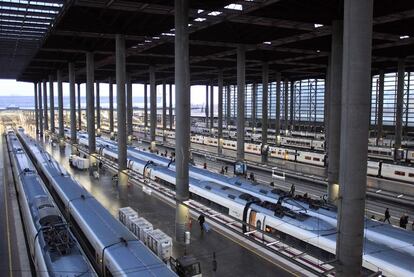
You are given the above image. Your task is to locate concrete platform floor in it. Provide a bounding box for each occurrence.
[0,131,31,277]
[41,138,296,277]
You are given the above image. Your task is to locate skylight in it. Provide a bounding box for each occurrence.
[314,24,324,28]
[208,11,222,16]
[224,4,243,11]
[194,17,206,22]
[400,35,410,40]
[263,41,272,45]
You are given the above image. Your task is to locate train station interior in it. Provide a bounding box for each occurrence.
[0,0,413,276]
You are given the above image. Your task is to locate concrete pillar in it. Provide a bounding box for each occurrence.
[77,83,81,130]
[96,81,101,133]
[227,85,231,127]
[284,79,289,131]
[169,83,173,130]
[162,82,167,140]
[395,59,405,151]
[144,83,148,131]
[57,70,64,140]
[38,82,43,136]
[262,62,269,163]
[376,71,384,142]
[126,75,133,137]
[69,63,76,146]
[324,59,331,149]
[174,0,190,244]
[86,52,96,165]
[218,70,223,154]
[205,85,209,129]
[290,81,294,130]
[109,77,114,133]
[275,72,281,139]
[149,66,156,150]
[336,1,373,276]
[43,80,48,132]
[210,84,214,130]
[236,45,245,162]
[116,34,127,177]
[34,83,39,134]
[327,20,343,203]
[49,75,55,134]
[252,83,256,128]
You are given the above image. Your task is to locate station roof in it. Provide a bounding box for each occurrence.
[2,0,414,84]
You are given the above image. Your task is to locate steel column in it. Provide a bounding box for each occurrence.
[275,72,281,139]
[284,79,289,131]
[395,59,405,151]
[174,0,190,244]
[109,77,114,133]
[34,83,39,134]
[149,66,156,149]
[86,52,96,158]
[262,62,269,163]
[236,45,245,162]
[169,83,173,130]
[336,1,373,275]
[49,75,55,133]
[96,81,100,132]
[218,70,223,154]
[162,81,167,139]
[38,82,43,136]
[227,85,231,127]
[252,83,256,128]
[57,70,64,140]
[144,83,148,130]
[205,85,209,129]
[376,71,384,142]
[126,75,133,137]
[327,20,343,203]
[116,34,127,172]
[69,63,76,145]
[210,84,214,130]
[77,83,81,130]
[43,80,48,132]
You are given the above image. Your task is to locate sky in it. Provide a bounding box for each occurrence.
[0,79,217,106]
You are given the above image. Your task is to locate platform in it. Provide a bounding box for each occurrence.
[0,131,31,277]
[41,138,299,277]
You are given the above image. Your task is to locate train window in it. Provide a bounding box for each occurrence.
[409,173,414,178]
[256,220,261,230]
[394,171,406,176]
[228,194,236,199]
[305,156,311,160]
[313,158,320,161]
[205,186,212,190]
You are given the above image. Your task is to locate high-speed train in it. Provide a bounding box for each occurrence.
[79,135,414,276]
[16,129,176,277]
[6,130,96,277]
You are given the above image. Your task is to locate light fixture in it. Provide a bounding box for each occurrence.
[208,11,222,16]
[194,17,206,22]
[224,4,243,11]
[314,23,324,28]
[263,41,272,45]
[399,35,410,40]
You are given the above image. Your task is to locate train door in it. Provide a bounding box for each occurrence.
[248,210,266,240]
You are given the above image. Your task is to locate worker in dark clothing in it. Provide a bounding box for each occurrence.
[220,166,225,174]
[203,162,207,169]
[384,208,391,224]
[399,214,409,229]
[290,184,296,196]
[249,172,255,181]
[198,214,205,231]
[224,166,228,173]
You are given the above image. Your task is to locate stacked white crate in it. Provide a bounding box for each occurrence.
[129,217,153,244]
[146,229,173,262]
[118,207,139,229]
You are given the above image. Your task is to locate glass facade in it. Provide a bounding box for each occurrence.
[219,72,414,129]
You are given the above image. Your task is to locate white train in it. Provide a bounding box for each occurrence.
[80,136,414,277]
[17,130,176,277]
[7,131,96,277]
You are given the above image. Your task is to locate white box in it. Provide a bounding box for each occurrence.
[130,217,153,243]
[118,207,138,229]
[146,229,173,262]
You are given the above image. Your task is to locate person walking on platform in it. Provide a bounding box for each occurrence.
[399,214,409,229]
[384,208,391,224]
[198,214,205,231]
[290,184,295,196]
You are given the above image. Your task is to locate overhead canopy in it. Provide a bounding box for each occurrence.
[2,0,414,84]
